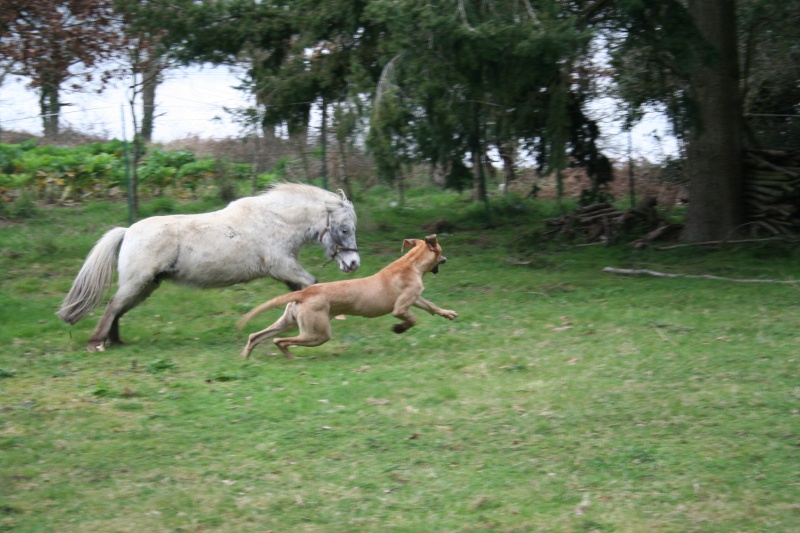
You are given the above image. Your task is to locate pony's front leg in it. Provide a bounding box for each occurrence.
[277,261,318,291]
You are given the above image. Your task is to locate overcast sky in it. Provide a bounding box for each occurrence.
[0,64,253,142]
[0,64,677,160]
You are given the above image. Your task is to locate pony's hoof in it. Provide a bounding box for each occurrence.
[87,341,105,353]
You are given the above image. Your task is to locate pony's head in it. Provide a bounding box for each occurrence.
[320,190,360,273]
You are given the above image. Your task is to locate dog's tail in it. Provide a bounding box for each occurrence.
[237,292,303,329]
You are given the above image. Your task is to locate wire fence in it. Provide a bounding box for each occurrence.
[0,67,254,143]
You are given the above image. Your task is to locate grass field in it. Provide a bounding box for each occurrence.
[2,190,800,532]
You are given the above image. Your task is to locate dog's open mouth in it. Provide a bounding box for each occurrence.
[432,256,446,274]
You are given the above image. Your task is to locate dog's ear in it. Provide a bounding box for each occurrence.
[424,234,438,251]
[401,239,417,252]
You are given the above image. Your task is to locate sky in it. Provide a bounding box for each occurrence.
[0,64,678,161]
[0,64,254,143]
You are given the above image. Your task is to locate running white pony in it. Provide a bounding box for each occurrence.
[57,183,360,352]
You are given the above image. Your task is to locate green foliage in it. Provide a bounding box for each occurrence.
[137,149,195,195]
[0,140,126,202]
[0,141,255,205]
[176,162,209,195]
[607,0,707,132]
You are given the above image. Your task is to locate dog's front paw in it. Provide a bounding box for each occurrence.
[392,323,412,334]
[440,310,458,320]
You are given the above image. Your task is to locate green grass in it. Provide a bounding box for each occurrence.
[2,191,800,532]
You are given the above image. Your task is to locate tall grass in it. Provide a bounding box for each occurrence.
[1,191,799,532]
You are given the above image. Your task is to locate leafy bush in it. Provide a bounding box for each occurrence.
[0,141,126,202]
[0,141,253,204]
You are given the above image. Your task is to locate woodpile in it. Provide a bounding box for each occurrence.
[541,149,800,246]
[744,149,800,236]
[544,197,682,247]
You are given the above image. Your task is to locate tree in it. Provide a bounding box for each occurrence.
[603,0,747,241]
[739,0,800,149]
[146,0,794,242]
[684,0,744,242]
[114,0,202,144]
[0,0,123,138]
[366,0,589,204]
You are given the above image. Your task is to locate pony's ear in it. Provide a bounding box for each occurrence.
[337,189,348,202]
[424,234,438,250]
[401,239,417,252]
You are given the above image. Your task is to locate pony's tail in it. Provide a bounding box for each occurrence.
[237,292,303,330]
[57,227,127,325]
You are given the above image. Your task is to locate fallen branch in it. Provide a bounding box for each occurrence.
[653,236,795,250]
[602,267,800,284]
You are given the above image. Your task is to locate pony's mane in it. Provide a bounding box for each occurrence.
[263,183,349,205]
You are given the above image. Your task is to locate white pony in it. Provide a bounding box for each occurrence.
[57,183,360,352]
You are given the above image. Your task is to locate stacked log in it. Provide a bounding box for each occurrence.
[745,150,800,236]
[544,197,680,246]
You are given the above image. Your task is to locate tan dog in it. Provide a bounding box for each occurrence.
[238,234,457,358]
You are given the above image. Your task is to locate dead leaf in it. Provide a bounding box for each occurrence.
[574,493,591,516]
[367,398,390,405]
[407,433,421,440]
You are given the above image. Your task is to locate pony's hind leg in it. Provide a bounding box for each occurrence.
[88,279,159,352]
[241,304,298,358]
[109,316,123,345]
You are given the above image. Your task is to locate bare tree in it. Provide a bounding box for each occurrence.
[0,0,123,138]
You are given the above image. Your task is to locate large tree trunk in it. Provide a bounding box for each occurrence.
[684,0,744,242]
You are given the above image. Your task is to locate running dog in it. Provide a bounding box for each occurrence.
[238,234,457,358]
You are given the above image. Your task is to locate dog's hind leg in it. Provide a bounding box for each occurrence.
[273,309,332,358]
[241,304,297,358]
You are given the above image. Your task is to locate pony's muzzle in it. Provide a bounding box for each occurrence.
[338,253,360,273]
